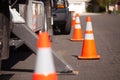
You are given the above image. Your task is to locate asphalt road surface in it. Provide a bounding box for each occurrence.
[0,14,120,80]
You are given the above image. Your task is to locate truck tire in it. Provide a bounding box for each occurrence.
[61,12,72,34]
[0,0,10,71]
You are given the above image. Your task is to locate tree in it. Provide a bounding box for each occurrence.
[97,0,110,12]
[90,0,118,12]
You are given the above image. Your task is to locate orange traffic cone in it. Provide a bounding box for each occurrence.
[72,11,76,28]
[33,32,58,80]
[71,13,83,41]
[78,16,100,59]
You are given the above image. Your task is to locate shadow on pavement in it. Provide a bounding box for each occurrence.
[0,74,14,80]
[1,45,34,72]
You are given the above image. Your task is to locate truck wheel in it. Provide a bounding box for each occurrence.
[61,12,72,35]
[0,0,10,71]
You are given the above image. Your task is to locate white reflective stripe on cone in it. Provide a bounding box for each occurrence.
[85,34,94,40]
[75,24,81,29]
[34,48,55,75]
[76,17,80,24]
[86,22,93,31]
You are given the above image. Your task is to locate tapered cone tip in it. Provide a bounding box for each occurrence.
[75,13,80,17]
[86,16,92,22]
[37,32,51,48]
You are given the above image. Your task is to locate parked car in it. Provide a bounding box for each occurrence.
[52,0,72,34]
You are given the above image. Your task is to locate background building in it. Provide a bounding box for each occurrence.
[68,0,91,13]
